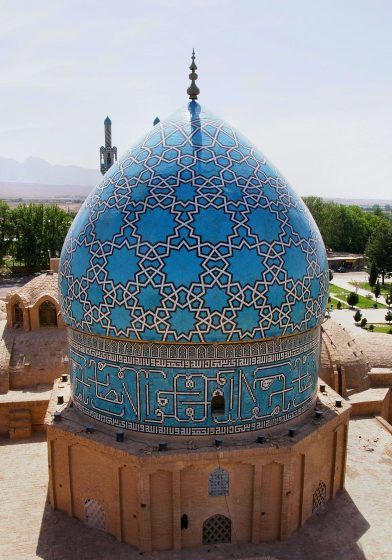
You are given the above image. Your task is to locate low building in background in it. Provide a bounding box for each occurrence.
[326,249,365,272]
[0,258,68,438]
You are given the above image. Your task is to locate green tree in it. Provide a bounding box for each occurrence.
[360,317,367,328]
[368,261,378,289]
[347,292,359,308]
[353,310,362,324]
[0,200,12,265]
[10,204,72,270]
[303,197,387,254]
[385,284,392,308]
[385,310,392,324]
[365,222,392,285]
[374,280,381,299]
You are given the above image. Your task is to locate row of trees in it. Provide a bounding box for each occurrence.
[304,197,392,282]
[0,197,390,273]
[365,223,392,284]
[0,201,73,270]
[303,197,391,252]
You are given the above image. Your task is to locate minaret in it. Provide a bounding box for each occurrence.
[100,116,118,175]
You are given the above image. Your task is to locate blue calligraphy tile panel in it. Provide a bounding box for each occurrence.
[68,327,320,434]
[59,102,328,343]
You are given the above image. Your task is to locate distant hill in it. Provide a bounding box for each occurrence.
[0,156,391,208]
[325,197,392,208]
[0,181,92,200]
[0,156,99,187]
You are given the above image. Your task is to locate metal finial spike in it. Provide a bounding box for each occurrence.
[187,49,200,100]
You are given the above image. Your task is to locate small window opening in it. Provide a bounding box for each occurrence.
[39,300,57,327]
[208,468,229,496]
[13,302,24,328]
[203,514,231,544]
[84,498,106,531]
[211,394,225,417]
[181,514,188,530]
[337,366,343,395]
[312,481,327,512]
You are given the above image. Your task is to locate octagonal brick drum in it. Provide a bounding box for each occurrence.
[59,101,328,436]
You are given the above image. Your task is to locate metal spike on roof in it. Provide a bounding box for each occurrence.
[187,49,200,100]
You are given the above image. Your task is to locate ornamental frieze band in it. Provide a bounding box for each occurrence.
[72,398,314,435]
[68,326,320,369]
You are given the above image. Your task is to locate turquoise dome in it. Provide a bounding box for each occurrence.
[59,100,328,436]
[59,101,328,343]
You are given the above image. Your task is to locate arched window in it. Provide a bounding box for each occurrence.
[181,514,188,530]
[312,481,327,512]
[84,498,106,531]
[208,467,229,496]
[13,302,24,328]
[203,514,231,545]
[39,300,57,327]
[211,394,225,417]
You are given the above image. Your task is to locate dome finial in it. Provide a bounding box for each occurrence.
[187,48,200,100]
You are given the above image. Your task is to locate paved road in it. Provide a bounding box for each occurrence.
[332,272,391,306]
[329,308,391,335]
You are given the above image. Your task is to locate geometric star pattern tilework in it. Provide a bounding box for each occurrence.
[59,101,328,343]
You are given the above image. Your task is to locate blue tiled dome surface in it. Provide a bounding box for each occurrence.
[59,102,328,343]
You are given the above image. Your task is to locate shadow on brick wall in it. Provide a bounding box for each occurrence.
[36,489,369,560]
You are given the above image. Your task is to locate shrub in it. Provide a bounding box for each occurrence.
[385,310,392,323]
[337,301,342,309]
[353,310,362,323]
[386,284,392,308]
[373,303,378,309]
[346,292,359,308]
[368,324,374,331]
[360,318,367,328]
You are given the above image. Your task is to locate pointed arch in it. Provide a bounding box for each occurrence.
[208,467,229,496]
[202,514,231,544]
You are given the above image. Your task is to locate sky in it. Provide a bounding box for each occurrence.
[1,0,392,199]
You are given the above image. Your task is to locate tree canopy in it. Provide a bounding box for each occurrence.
[365,221,392,284]
[303,197,390,254]
[0,202,73,270]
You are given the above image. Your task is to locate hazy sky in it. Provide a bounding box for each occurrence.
[1,0,392,199]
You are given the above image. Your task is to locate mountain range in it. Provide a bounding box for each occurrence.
[0,156,99,188]
[0,156,391,208]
